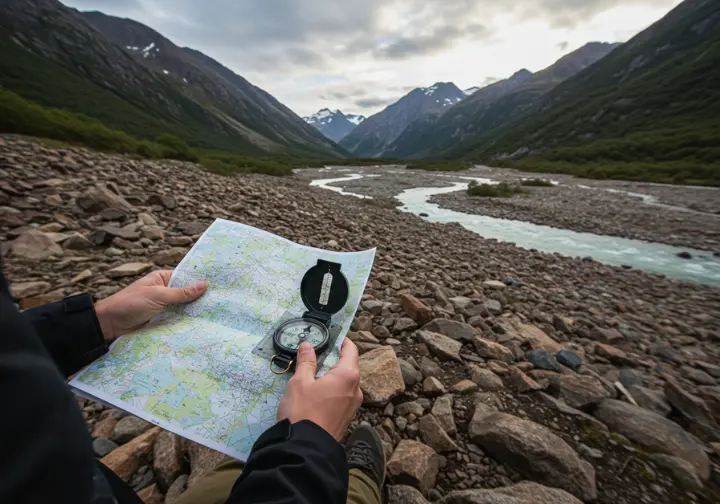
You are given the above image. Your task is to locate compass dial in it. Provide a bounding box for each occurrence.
[274,319,329,353]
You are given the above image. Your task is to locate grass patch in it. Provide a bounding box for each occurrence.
[406,161,471,172]
[467,181,527,197]
[520,178,554,187]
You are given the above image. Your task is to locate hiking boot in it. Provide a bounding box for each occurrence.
[345,425,386,489]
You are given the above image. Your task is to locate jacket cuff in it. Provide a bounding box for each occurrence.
[253,419,342,454]
[24,294,108,377]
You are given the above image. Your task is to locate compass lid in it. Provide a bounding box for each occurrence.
[300,259,349,317]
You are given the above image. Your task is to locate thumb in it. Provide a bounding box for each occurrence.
[154,281,207,305]
[294,342,317,382]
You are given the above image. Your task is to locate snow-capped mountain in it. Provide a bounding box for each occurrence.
[339,82,466,157]
[464,86,481,96]
[303,109,366,142]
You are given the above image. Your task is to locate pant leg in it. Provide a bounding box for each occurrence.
[172,457,244,504]
[346,468,382,504]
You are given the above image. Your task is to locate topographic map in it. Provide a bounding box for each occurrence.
[70,219,375,460]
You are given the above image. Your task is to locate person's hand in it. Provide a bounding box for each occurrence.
[277,338,363,440]
[94,270,207,343]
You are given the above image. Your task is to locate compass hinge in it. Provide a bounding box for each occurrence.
[303,311,331,326]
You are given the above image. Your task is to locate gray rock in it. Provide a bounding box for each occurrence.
[449,296,472,310]
[387,440,439,495]
[536,392,609,434]
[420,357,443,378]
[111,416,154,444]
[592,399,709,480]
[154,431,186,491]
[165,474,189,504]
[680,365,716,385]
[92,437,119,458]
[9,231,63,260]
[395,317,419,333]
[469,410,597,501]
[527,349,561,372]
[421,319,477,342]
[555,350,582,371]
[362,300,385,315]
[418,331,462,362]
[439,482,584,504]
[626,385,672,416]
[619,368,644,388]
[399,359,423,386]
[431,395,456,436]
[423,377,446,396]
[664,377,720,442]
[396,401,425,417]
[418,415,458,452]
[387,485,429,504]
[468,364,504,391]
[548,374,611,409]
[483,299,503,315]
[649,454,703,489]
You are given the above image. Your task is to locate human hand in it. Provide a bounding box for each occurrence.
[276,338,363,441]
[94,270,207,343]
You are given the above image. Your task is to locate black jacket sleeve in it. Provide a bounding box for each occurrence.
[226,419,349,504]
[22,293,108,378]
[0,268,98,504]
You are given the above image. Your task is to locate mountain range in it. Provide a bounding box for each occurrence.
[303,109,365,142]
[339,43,619,159]
[0,0,345,158]
[340,82,466,157]
[448,0,720,168]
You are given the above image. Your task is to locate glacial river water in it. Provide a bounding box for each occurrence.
[309,174,720,286]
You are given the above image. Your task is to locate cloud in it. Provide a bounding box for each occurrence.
[354,97,393,109]
[373,23,490,60]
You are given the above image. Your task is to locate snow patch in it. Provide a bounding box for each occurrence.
[163,69,170,75]
[142,42,156,59]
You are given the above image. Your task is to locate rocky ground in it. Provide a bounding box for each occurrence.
[297,165,720,253]
[3,136,720,504]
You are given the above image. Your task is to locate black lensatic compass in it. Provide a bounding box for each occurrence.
[267,259,349,375]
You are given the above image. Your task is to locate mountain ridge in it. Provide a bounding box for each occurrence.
[303,109,366,142]
[0,0,344,157]
[383,43,619,159]
[339,81,466,157]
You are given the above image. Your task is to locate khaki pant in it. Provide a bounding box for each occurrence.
[175,458,381,504]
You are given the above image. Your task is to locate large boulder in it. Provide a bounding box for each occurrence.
[359,346,405,406]
[592,399,709,480]
[153,431,186,491]
[469,410,596,502]
[439,482,583,504]
[387,440,439,495]
[9,231,63,260]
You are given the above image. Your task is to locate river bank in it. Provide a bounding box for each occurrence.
[298,165,720,253]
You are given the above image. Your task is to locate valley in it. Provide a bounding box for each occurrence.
[2,137,720,503]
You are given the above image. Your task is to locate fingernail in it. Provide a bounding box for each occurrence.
[299,342,311,354]
[196,280,207,291]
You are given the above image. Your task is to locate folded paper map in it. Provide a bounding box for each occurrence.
[70,219,375,460]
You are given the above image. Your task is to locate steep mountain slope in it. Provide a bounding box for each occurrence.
[303,109,365,142]
[0,0,343,157]
[386,43,618,159]
[339,82,465,157]
[79,11,344,157]
[446,0,720,171]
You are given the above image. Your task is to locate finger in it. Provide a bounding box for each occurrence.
[334,338,359,372]
[153,281,207,305]
[294,342,317,382]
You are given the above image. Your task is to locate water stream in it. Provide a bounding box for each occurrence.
[309,174,720,285]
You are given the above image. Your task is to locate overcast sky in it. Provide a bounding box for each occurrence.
[62,0,682,117]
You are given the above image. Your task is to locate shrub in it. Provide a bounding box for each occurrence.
[467,181,526,197]
[155,134,199,162]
